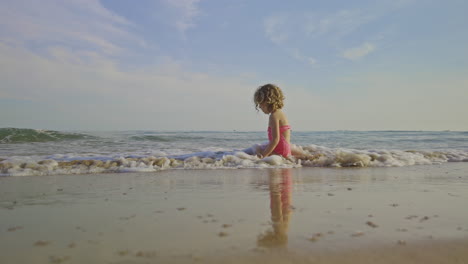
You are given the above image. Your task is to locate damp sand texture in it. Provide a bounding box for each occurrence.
[1,164,468,264]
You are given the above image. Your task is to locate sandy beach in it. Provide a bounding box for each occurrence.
[1,163,468,264]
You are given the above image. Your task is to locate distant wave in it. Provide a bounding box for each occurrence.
[1,144,467,176]
[129,135,205,142]
[0,128,93,143]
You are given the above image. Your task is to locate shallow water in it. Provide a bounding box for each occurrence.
[1,128,467,176]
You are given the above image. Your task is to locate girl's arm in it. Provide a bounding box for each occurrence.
[261,114,280,157]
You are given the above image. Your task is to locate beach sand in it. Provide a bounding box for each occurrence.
[1,163,468,263]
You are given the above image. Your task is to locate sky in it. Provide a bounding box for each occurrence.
[1,0,467,131]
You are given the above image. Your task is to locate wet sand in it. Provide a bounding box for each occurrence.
[1,163,468,263]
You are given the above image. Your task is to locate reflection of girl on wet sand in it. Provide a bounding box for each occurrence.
[257,169,293,248]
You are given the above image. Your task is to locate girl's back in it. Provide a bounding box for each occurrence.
[270,109,290,143]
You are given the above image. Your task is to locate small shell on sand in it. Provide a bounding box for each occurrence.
[420,216,430,222]
[7,226,23,232]
[309,236,319,242]
[34,240,51,246]
[351,231,364,237]
[405,215,418,220]
[397,240,407,245]
[119,214,136,220]
[177,207,186,211]
[218,232,229,237]
[117,250,131,256]
[366,221,379,228]
[222,224,232,228]
[135,250,158,258]
[309,233,323,242]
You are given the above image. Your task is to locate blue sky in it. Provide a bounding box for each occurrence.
[1,0,467,131]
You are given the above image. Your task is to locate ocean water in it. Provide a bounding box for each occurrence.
[0,128,467,176]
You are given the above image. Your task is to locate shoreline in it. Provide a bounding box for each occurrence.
[1,163,467,263]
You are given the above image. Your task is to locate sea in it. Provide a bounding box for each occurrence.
[1,128,467,176]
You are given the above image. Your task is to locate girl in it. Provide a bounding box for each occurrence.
[254,84,292,159]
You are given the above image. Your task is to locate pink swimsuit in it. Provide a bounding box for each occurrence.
[267,125,291,157]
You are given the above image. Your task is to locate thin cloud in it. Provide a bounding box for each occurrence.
[304,0,417,39]
[262,1,416,65]
[0,0,143,56]
[290,48,317,65]
[305,9,376,40]
[164,0,202,34]
[342,42,376,60]
[263,9,376,65]
[308,57,317,65]
[0,43,259,130]
[264,9,376,45]
[263,14,289,45]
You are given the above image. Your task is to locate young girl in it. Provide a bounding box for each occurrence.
[254,84,292,159]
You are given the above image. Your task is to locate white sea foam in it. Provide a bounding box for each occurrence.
[2,129,468,176]
[1,144,467,176]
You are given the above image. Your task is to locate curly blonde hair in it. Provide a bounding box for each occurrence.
[254,84,285,112]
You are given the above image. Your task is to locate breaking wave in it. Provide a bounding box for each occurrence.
[0,128,92,143]
[129,135,205,142]
[1,144,467,177]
